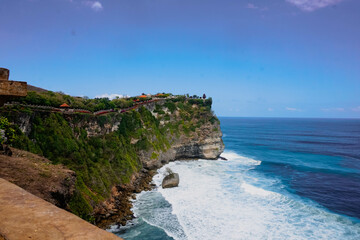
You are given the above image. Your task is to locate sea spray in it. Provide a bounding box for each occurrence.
[115,118,360,240]
[116,151,360,239]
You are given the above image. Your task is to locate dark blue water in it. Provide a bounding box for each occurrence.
[220,117,360,220]
[114,117,360,239]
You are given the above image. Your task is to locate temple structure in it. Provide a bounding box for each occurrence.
[0,68,27,106]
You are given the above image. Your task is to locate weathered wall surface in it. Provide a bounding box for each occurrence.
[0,178,122,240]
[0,67,27,106]
[0,80,27,97]
[0,68,9,81]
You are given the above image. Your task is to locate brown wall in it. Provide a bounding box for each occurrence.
[0,178,122,240]
[0,81,27,97]
[0,68,9,81]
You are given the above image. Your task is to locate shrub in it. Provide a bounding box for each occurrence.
[165,102,176,113]
[0,117,16,144]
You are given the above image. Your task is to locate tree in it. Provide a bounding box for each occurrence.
[203,93,206,99]
[0,117,15,144]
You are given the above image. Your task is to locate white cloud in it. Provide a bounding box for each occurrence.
[95,93,129,100]
[246,3,268,11]
[321,107,345,112]
[286,107,302,112]
[246,3,259,9]
[351,106,360,112]
[286,0,344,12]
[83,1,103,11]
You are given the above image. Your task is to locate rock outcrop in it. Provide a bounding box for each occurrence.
[162,172,180,188]
[139,115,224,170]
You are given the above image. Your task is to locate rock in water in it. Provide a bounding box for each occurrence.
[162,173,180,188]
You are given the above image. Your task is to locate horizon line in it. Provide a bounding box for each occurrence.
[217,116,360,119]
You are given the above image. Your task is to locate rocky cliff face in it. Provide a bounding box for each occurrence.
[94,101,224,227]
[138,115,224,169]
[10,100,224,168]
[2,97,224,227]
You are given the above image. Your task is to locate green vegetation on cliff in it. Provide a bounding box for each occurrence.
[0,116,16,144]
[18,90,169,112]
[1,94,219,222]
[9,111,142,221]
[19,90,133,111]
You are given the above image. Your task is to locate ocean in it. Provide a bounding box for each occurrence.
[110,117,360,239]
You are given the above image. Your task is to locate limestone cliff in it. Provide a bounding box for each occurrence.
[139,106,224,169]
[1,95,224,227]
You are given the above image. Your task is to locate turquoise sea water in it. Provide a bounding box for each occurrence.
[110,117,360,239]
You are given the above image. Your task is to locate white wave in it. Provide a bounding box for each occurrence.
[131,190,187,240]
[106,225,120,233]
[152,154,360,240]
[241,182,272,197]
[221,151,262,166]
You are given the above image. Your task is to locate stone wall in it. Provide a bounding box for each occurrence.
[0,68,9,81]
[0,178,122,240]
[0,67,27,106]
[0,80,27,97]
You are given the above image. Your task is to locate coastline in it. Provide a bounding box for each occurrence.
[96,156,224,229]
[96,169,157,228]
[1,95,225,229]
[114,145,360,239]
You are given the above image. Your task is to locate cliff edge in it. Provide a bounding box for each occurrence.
[1,93,224,227]
[0,147,76,209]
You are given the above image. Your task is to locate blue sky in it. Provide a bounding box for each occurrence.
[1,0,359,117]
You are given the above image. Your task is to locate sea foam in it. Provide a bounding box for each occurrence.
[145,151,360,240]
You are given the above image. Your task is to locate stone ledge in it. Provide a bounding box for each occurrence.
[0,178,122,240]
[0,80,27,97]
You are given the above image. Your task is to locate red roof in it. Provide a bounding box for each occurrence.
[139,95,147,98]
[60,103,70,108]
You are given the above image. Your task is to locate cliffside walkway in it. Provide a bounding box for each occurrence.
[4,98,165,116]
[0,178,122,240]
